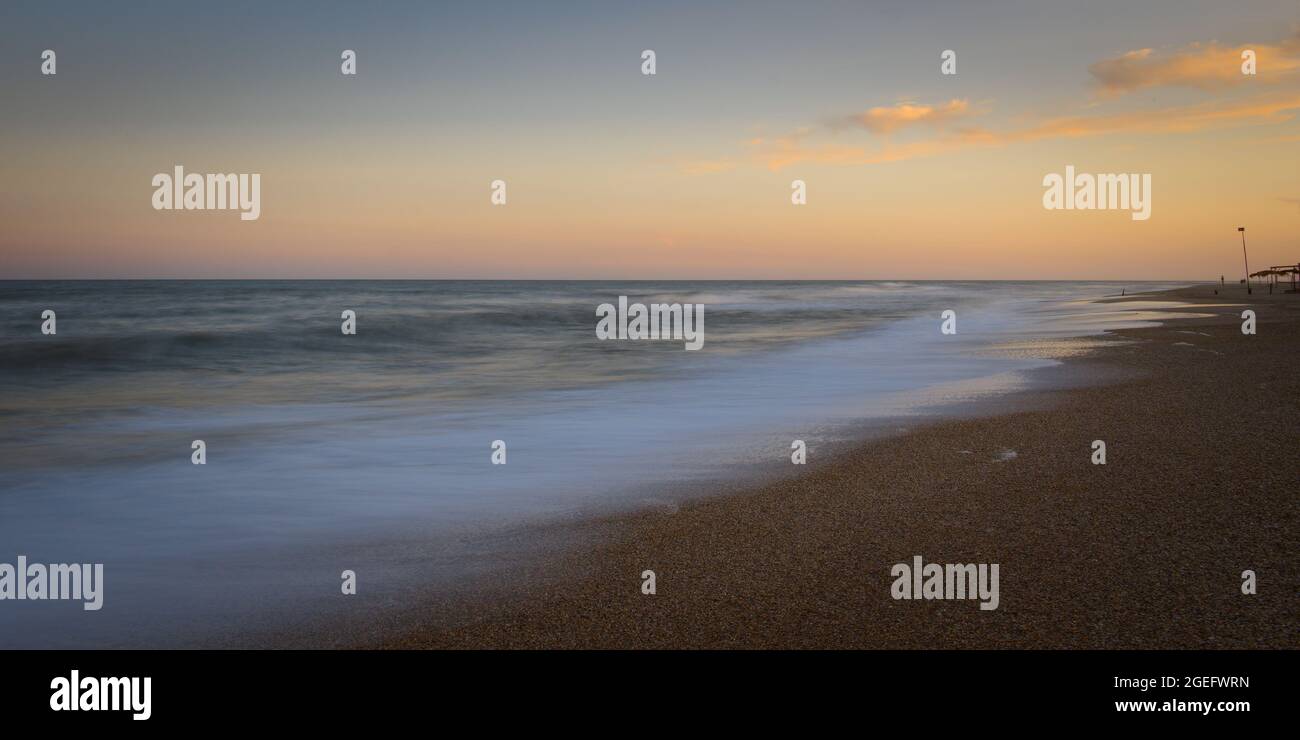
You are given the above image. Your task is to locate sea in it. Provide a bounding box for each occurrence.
[0,280,1200,646]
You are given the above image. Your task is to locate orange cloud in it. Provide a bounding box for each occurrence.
[1089,33,1300,95]
[749,94,1300,170]
[703,32,1300,173]
[1018,93,1300,139]
[837,99,974,134]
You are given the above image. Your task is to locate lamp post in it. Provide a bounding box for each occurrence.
[1238,227,1250,295]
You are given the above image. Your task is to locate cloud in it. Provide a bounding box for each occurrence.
[835,99,974,134]
[703,32,1300,173]
[1280,197,1300,212]
[1017,93,1300,139]
[1089,32,1300,95]
[749,94,1300,171]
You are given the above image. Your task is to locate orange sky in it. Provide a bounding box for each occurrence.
[1,4,1297,279]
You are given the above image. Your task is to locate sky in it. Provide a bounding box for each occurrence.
[1,0,1297,279]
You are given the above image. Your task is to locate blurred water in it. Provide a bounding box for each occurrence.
[0,280,1196,645]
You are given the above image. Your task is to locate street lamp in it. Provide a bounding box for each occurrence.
[1238,227,1250,295]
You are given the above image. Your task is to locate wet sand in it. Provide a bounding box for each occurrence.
[383,284,1299,649]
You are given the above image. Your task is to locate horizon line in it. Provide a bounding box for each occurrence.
[0,277,1217,283]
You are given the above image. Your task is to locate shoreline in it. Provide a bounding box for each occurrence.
[374,283,1298,649]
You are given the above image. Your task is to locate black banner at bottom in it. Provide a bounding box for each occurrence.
[0,649,1288,726]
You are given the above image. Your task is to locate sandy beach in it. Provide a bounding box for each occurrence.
[382,284,1298,649]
